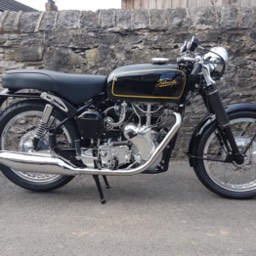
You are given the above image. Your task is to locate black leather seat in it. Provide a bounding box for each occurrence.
[3,70,107,105]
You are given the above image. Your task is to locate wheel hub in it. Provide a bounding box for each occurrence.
[18,131,49,152]
[235,137,256,167]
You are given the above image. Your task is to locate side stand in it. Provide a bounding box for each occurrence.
[103,175,110,189]
[93,175,110,204]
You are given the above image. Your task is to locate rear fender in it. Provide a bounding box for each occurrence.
[188,103,256,167]
[0,89,77,117]
[0,89,15,107]
[0,88,41,106]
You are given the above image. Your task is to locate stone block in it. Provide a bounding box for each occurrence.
[0,11,9,32]
[132,48,153,63]
[131,9,149,30]
[99,9,115,28]
[2,12,16,32]
[239,7,255,28]
[4,50,15,61]
[85,48,100,67]
[97,31,120,45]
[219,6,239,29]
[55,11,81,30]
[39,11,58,31]
[45,30,98,49]
[21,37,43,47]
[44,47,85,72]
[5,46,43,62]
[80,11,99,30]
[20,12,41,33]
[250,30,256,42]
[0,61,26,71]
[165,8,186,30]
[232,56,247,67]
[190,7,218,30]
[2,34,30,47]
[116,10,131,30]
[0,35,6,44]
[149,9,166,31]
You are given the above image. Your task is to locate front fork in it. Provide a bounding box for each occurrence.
[204,84,244,164]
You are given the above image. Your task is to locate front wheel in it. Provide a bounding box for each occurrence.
[194,111,256,199]
[0,100,79,192]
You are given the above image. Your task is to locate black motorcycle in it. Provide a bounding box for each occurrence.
[0,36,256,203]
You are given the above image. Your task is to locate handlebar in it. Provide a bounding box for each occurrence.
[177,56,202,78]
[178,36,226,85]
[190,63,202,77]
[189,63,202,82]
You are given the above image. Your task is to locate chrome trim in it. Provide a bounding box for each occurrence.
[40,92,68,112]
[0,112,181,176]
[206,89,218,96]
[151,58,169,65]
[41,104,54,123]
[202,67,216,86]
[0,88,10,95]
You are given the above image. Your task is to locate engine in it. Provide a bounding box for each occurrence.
[78,101,176,170]
[74,63,185,170]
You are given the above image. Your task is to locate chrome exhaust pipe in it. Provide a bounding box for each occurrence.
[0,112,181,176]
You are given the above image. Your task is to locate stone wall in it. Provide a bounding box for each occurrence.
[0,6,256,158]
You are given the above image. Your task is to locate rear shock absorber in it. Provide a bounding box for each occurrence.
[33,104,54,149]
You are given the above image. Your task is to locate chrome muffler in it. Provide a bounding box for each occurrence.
[0,112,181,176]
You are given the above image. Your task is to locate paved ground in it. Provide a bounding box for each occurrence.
[0,161,256,256]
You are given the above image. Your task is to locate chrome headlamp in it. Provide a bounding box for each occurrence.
[204,47,228,80]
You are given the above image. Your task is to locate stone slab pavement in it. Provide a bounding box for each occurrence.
[0,161,256,256]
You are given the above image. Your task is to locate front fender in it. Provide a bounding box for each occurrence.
[188,103,256,167]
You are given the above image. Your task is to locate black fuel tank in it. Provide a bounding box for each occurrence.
[107,64,186,102]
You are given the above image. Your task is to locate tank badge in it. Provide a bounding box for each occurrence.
[157,79,178,88]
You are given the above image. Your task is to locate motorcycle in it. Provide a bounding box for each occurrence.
[0,36,256,203]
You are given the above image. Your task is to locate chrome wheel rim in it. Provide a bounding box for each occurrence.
[203,118,256,192]
[1,110,71,184]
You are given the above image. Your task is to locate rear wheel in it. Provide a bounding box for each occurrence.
[194,111,256,199]
[0,100,79,191]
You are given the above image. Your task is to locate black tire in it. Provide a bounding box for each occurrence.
[0,100,79,192]
[194,111,256,199]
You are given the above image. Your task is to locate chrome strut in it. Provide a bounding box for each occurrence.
[33,104,53,149]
